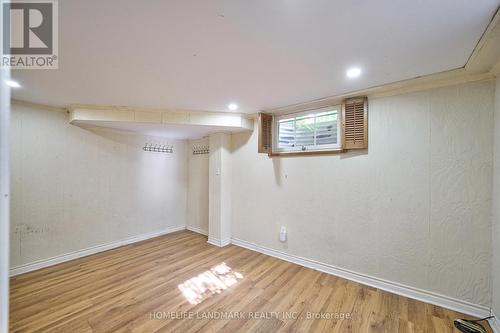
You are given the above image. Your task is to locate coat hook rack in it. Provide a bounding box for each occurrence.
[143,143,174,153]
[192,145,209,155]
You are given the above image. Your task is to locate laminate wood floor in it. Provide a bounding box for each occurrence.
[10,230,493,333]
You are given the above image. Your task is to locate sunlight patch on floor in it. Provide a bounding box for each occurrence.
[178,262,243,305]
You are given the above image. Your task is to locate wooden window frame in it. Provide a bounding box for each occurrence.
[258,97,368,156]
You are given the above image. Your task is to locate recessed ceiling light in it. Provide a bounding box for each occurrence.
[5,80,21,88]
[346,67,362,79]
[228,103,238,111]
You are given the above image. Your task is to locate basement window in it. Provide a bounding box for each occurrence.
[274,107,341,153]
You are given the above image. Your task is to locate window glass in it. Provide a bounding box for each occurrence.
[275,108,340,152]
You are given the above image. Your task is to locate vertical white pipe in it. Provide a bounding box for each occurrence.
[0,0,11,330]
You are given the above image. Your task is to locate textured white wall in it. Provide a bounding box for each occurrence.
[0,20,11,329]
[187,137,209,234]
[10,103,188,268]
[493,76,500,316]
[231,80,495,306]
[208,133,232,244]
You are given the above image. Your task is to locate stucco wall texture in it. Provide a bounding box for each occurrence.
[231,80,495,307]
[10,104,188,267]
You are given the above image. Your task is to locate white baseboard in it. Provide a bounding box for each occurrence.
[186,225,208,236]
[10,225,186,277]
[207,236,231,247]
[231,237,491,319]
[490,312,500,333]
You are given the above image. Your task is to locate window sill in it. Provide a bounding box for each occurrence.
[268,148,346,157]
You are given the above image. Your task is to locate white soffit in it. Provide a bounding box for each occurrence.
[69,106,253,139]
